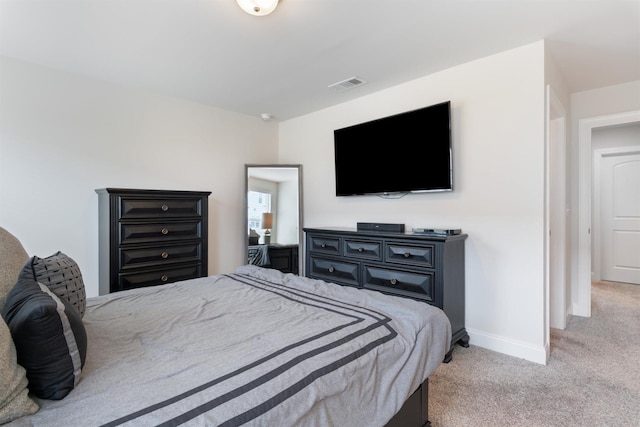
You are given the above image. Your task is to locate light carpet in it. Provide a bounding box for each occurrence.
[428,281,640,427]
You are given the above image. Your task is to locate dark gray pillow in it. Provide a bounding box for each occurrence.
[26,252,86,318]
[2,270,87,400]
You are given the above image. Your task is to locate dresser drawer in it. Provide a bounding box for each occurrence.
[119,243,202,270]
[117,264,203,291]
[308,256,359,287]
[343,239,382,261]
[119,197,203,219]
[363,265,434,302]
[119,221,202,245]
[385,242,435,268]
[308,235,341,256]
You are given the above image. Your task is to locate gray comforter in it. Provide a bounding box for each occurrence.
[10,266,451,427]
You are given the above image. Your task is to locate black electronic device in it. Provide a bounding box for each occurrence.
[412,228,462,235]
[334,101,452,196]
[357,222,405,233]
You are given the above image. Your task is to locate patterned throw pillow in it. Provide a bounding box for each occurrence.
[26,252,86,318]
[2,270,87,400]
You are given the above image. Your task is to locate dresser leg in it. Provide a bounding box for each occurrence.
[443,331,470,363]
[443,348,453,363]
[458,334,470,348]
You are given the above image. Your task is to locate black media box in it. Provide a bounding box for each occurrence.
[412,228,462,235]
[357,222,405,233]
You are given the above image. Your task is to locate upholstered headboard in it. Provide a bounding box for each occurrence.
[0,227,29,313]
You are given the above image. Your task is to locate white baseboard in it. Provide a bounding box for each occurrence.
[466,328,548,365]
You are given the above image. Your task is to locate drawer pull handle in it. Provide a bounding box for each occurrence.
[161,228,169,235]
[358,247,364,252]
[328,266,335,273]
[403,252,411,258]
[390,278,398,285]
[161,204,169,211]
[321,243,326,248]
[161,275,169,282]
[161,251,169,259]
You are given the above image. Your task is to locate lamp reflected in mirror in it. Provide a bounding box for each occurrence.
[262,212,273,244]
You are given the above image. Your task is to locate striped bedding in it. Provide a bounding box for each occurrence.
[9,265,451,427]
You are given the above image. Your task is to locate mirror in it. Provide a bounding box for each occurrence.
[244,164,303,275]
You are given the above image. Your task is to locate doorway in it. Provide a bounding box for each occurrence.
[576,110,640,317]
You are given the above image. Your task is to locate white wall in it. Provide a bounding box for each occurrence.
[545,47,571,111]
[279,42,548,363]
[571,81,640,122]
[592,123,640,150]
[0,56,279,297]
[277,179,299,244]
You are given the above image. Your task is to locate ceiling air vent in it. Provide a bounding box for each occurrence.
[328,76,367,92]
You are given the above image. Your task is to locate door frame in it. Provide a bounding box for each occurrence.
[592,145,640,282]
[545,85,568,335]
[576,110,640,317]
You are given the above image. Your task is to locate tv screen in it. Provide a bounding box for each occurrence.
[334,101,452,196]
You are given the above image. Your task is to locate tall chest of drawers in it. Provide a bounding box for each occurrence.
[304,227,468,360]
[96,188,211,295]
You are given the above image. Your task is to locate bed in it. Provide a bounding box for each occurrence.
[1,227,451,426]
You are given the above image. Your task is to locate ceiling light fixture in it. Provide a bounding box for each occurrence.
[236,0,279,16]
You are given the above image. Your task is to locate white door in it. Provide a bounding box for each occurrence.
[601,151,640,284]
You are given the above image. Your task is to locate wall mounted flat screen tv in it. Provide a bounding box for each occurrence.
[334,101,452,196]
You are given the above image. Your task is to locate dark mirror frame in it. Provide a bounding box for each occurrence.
[244,164,303,275]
